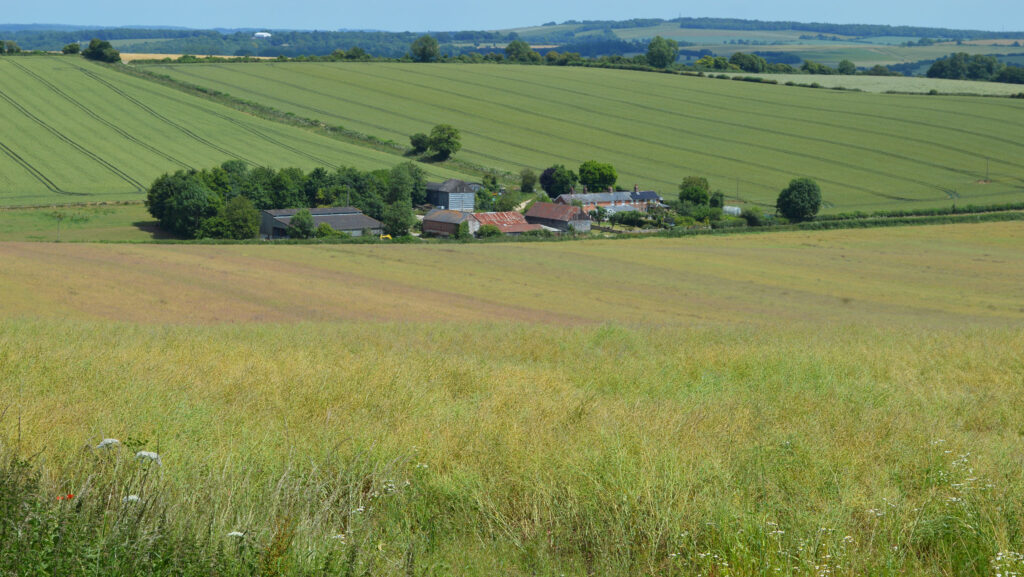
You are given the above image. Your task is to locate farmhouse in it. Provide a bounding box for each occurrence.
[524,203,591,233]
[554,185,664,212]
[260,207,382,239]
[426,179,476,212]
[473,211,543,235]
[422,208,479,237]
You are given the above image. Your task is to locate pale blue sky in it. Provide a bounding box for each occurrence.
[5,0,1022,32]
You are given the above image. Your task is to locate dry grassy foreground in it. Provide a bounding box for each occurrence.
[1,222,1023,574]
[0,222,1022,327]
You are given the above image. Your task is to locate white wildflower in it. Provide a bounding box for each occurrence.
[123,495,141,503]
[135,451,162,465]
[228,531,245,538]
[96,438,120,449]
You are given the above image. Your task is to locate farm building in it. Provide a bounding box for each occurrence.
[426,179,476,212]
[524,203,591,233]
[473,211,543,235]
[260,207,382,239]
[554,185,663,212]
[422,208,479,237]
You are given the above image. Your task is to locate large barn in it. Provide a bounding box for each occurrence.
[260,207,382,239]
[426,179,476,212]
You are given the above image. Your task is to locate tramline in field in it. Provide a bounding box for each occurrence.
[0,56,474,207]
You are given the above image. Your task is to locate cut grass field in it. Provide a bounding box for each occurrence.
[1,222,1023,574]
[139,61,1024,213]
[0,56,473,207]
[0,203,162,242]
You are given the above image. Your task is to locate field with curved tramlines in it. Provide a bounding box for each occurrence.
[0,56,472,207]
[142,61,1024,212]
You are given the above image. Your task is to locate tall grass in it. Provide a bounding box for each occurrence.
[2,319,1023,574]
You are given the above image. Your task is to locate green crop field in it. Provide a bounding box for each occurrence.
[1,222,1023,575]
[0,56,473,207]
[140,61,1024,212]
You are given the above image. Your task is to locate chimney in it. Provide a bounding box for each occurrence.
[608,186,614,192]
[634,184,639,193]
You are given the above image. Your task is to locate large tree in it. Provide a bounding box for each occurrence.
[776,178,822,222]
[577,161,617,192]
[645,36,678,68]
[201,195,260,239]
[539,165,578,198]
[82,39,120,63]
[380,164,416,236]
[428,124,461,160]
[410,35,440,63]
[505,39,540,63]
[286,208,315,239]
[678,176,710,205]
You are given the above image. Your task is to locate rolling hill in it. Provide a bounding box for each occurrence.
[140,61,1024,212]
[0,56,473,207]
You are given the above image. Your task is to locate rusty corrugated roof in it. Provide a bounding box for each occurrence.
[473,211,528,226]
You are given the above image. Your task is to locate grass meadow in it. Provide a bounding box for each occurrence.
[0,203,162,242]
[1,221,1023,574]
[0,56,472,207]
[140,61,1024,213]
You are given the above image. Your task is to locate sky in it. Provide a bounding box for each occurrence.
[5,0,1023,32]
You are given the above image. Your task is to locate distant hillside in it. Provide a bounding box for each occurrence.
[2,17,1022,58]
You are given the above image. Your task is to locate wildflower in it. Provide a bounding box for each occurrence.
[135,451,162,466]
[227,531,245,538]
[96,438,120,449]
[350,506,365,514]
[56,493,73,501]
[123,495,141,503]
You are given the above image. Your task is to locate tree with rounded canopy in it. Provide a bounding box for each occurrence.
[428,124,461,160]
[729,52,767,73]
[82,38,120,63]
[286,208,315,239]
[577,161,617,192]
[409,132,430,154]
[200,195,259,239]
[678,176,710,205]
[645,36,678,68]
[837,59,857,75]
[505,39,541,63]
[62,43,80,54]
[776,178,822,222]
[410,35,440,63]
[539,165,578,198]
